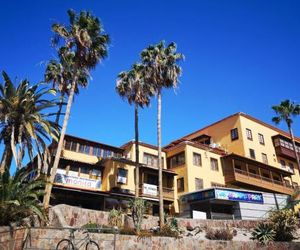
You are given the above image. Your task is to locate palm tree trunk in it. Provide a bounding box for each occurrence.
[157,90,164,227]
[288,125,300,172]
[0,144,13,174]
[43,73,78,209]
[55,93,65,125]
[135,103,140,198]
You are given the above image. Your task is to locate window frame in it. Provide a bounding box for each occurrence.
[117,168,128,185]
[261,153,268,164]
[246,128,253,140]
[193,152,202,167]
[177,177,184,192]
[231,128,239,141]
[210,158,219,171]
[195,178,203,190]
[249,148,256,159]
[258,133,265,145]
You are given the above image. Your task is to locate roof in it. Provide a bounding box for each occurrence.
[165,112,300,147]
[121,140,167,152]
[65,134,124,152]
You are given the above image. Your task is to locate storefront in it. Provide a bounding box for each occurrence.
[179,187,284,220]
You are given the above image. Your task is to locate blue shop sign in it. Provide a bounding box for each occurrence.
[215,189,263,204]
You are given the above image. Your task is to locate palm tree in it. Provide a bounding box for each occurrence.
[43,10,110,208]
[0,168,47,226]
[45,53,88,125]
[116,63,154,198]
[141,41,184,226]
[272,100,300,171]
[0,71,59,173]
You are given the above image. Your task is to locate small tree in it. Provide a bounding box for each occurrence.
[268,209,297,242]
[128,198,147,233]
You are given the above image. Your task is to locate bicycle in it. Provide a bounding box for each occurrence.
[56,228,100,250]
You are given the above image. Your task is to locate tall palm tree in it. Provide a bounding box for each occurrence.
[141,41,184,226]
[43,10,110,208]
[0,168,47,226]
[0,71,59,173]
[272,100,300,171]
[116,63,154,198]
[45,52,88,125]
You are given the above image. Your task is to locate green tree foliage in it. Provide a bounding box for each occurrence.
[0,71,59,172]
[0,169,46,226]
[128,198,148,233]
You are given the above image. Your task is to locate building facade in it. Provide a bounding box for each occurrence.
[39,112,300,219]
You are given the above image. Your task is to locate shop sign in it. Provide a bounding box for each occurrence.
[182,189,215,203]
[55,169,101,189]
[215,189,263,203]
[143,183,158,196]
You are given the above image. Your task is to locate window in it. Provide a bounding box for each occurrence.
[231,128,239,141]
[249,149,256,159]
[211,182,225,188]
[210,158,219,171]
[93,147,101,157]
[80,167,90,175]
[79,144,85,153]
[177,177,184,192]
[193,153,202,166]
[280,159,286,168]
[246,128,252,140]
[143,153,164,168]
[64,141,77,152]
[84,145,90,155]
[147,174,158,186]
[117,168,128,184]
[262,153,268,164]
[284,179,291,188]
[249,169,257,175]
[169,152,185,168]
[258,133,265,145]
[195,178,203,190]
[90,169,101,179]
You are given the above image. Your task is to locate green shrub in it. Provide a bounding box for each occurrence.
[268,209,297,242]
[108,208,123,228]
[137,230,153,240]
[205,228,233,241]
[128,198,148,233]
[251,222,275,245]
[154,224,180,238]
[81,223,117,234]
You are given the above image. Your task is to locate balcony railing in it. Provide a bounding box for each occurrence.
[139,183,174,200]
[230,168,294,195]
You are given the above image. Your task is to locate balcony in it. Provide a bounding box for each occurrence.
[222,154,294,195]
[139,183,175,200]
[273,135,300,161]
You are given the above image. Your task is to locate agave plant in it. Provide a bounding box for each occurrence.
[0,168,47,226]
[251,222,275,245]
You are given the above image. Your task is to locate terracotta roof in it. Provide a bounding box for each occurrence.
[121,140,167,152]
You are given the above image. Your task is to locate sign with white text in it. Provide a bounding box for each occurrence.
[143,183,158,196]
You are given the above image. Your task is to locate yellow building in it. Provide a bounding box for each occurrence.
[50,135,177,215]
[44,112,300,218]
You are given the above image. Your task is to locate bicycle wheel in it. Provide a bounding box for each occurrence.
[85,240,100,250]
[56,239,75,250]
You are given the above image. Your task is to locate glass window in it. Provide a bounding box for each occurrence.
[84,145,90,155]
[258,133,265,145]
[262,153,268,164]
[65,141,71,150]
[117,168,128,184]
[249,149,256,159]
[246,129,252,140]
[177,177,184,192]
[288,162,294,173]
[231,128,238,141]
[195,178,203,190]
[168,152,185,168]
[210,158,219,171]
[80,167,90,174]
[143,153,163,168]
[193,153,202,166]
[79,144,85,153]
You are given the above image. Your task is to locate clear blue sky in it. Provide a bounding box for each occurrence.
[1,0,300,149]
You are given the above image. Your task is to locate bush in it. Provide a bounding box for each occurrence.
[205,228,233,241]
[154,224,180,238]
[137,230,153,240]
[251,222,275,245]
[128,198,148,233]
[268,209,297,242]
[108,208,123,228]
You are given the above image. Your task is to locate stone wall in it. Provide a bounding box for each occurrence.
[1,227,300,250]
[49,204,262,230]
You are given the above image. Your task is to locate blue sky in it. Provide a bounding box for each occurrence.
[0,0,300,150]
